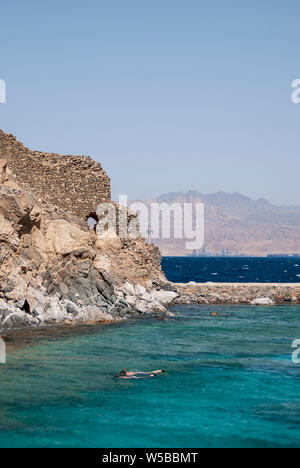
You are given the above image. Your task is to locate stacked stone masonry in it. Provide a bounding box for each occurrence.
[0,130,111,219]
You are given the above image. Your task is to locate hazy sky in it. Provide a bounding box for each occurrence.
[1,0,299,204]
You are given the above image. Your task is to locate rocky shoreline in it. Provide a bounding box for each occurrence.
[0,278,179,331]
[1,281,300,333]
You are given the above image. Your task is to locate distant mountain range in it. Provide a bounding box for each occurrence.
[132,191,300,257]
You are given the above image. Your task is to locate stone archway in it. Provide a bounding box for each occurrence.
[86,212,99,231]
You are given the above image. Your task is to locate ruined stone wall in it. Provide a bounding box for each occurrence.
[0,130,111,219]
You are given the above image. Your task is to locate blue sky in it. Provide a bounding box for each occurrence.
[0,0,299,204]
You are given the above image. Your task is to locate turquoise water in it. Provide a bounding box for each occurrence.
[0,304,300,448]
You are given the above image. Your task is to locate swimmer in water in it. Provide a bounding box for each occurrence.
[119,369,165,377]
[116,374,156,379]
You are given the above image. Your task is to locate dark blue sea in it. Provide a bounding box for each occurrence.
[162,257,300,283]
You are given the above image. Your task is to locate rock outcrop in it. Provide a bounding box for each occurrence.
[0,131,176,331]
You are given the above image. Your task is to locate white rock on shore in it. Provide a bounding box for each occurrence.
[251,298,274,306]
[151,290,179,306]
[116,282,179,316]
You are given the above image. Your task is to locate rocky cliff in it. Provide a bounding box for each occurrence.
[0,131,177,331]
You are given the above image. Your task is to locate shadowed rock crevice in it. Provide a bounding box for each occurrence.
[21,300,30,314]
[18,213,41,237]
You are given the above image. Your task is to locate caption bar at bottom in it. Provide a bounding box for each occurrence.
[100,451,199,465]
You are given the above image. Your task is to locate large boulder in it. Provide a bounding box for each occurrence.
[151,290,179,306]
[95,227,122,250]
[251,298,274,306]
[45,219,91,255]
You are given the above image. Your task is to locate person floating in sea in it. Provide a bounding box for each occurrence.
[116,369,166,379]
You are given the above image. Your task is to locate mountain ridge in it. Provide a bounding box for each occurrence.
[134,191,300,256]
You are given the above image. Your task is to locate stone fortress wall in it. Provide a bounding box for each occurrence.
[0,130,111,219]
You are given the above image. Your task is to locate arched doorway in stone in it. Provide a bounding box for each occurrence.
[86,213,99,231]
